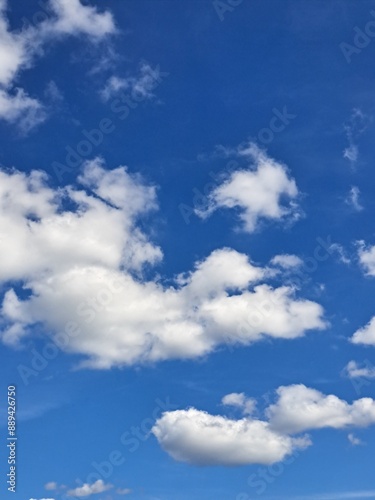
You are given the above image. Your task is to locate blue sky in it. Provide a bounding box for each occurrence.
[1,1,375,499]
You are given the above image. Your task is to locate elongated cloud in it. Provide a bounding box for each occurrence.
[0,159,325,368]
[152,408,310,466]
[196,144,300,232]
[153,386,375,466]
[266,384,375,434]
[344,360,375,379]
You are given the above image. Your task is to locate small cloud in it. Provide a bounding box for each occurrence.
[348,433,364,446]
[270,254,303,269]
[345,186,363,212]
[44,81,63,103]
[221,392,256,415]
[45,482,58,491]
[328,243,351,265]
[100,62,163,102]
[0,88,46,134]
[196,142,301,233]
[343,144,358,163]
[67,480,113,497]
[344,360,375,379]
[116,488,132,495]
[343,108,370,167]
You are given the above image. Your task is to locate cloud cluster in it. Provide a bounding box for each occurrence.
[0,159,326,368]
[152,385,375,466]
[196,143,300,232]
[0,0,115,131]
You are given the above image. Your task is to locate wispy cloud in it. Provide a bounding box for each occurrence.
[343,108,370,167]
[265,490,375,500]
[345,186,363,212]
[348,433,364,446]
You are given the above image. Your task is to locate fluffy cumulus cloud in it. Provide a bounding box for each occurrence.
[350,317,375,346]
[0,159,326,368]
[67,479,112,497]
[152,408,310,466]
[196,143,300,232]
[153,385,375,466]
[0,0,115,130]
[266,384,375,434]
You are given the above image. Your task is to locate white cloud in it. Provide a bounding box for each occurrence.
[345,186,363,212]
[152,408,310,466]
[328,243,351,265]
[100,62,163,102]
[0,88,46,132]
[343,108,370,167]
[42,0,115,39]
[196,143,300,233]
[221,392,256,415]
[45,482,58,491]
[0,0,115,130]
[344,360,375,379]
[0,160,325,368]
[30,498,55,500]
[266,384,375,434]
[343,144,358,163]
[348,433,363,446]
[270,254,303,269]
[67,479,112,497]
[153,386,375,466]
[357,241,375,276]
[351,317,375,346]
